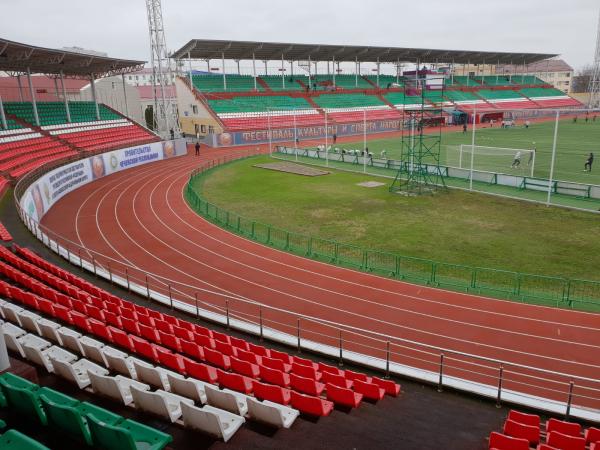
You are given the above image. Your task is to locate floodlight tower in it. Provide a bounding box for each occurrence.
[145,0,180,138]
[588,8,600,108]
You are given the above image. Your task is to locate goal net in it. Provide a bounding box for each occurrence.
[445,145,536,177]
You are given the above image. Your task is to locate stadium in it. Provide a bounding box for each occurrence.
[0,1,599,449]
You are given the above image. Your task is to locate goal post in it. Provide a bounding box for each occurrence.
[449,144,536,177]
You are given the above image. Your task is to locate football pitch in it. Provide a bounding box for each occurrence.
[325,118,600,185]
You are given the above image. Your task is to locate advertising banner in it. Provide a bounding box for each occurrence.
[20,139,187,222]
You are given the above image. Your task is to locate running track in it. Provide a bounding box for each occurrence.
[40,146,600,410]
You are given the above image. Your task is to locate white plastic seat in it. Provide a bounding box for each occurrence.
[0,303,23,325]
[88,372,150,406]
[130,386,193,422]
[57,327,83,354]
[133,360,180,391]
[16,310,42,334]
[80,336,106,365]
[180,402,244,442]
[167,373,208,403]
[2,322,26,356]
[204,385,248,416]
[50,357,108,389]
[23,343,77,373]
[104,352,144,380]
[246,397,299,428]
[37,318,62,343]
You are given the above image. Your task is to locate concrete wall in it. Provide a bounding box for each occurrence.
[76,76,143,123]
[174,77,222,138]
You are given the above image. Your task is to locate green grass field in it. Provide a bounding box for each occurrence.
[316,119,600,185]
[196,155,600,281]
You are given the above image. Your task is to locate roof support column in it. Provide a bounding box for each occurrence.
[252,53,257,91]
[509,60,513,83]
[377,58,380,88]
[396,59,400,85]
[121,73,129,118]
[415,59,419,87]
[16,75,24,102]
[332,55,336,88]
[264,60,268,76]
[187,52,193,91]
[282,53,285,89]
[290,60,294,78]
[236,60,241,75]
[89,72,100,121]
[496,59,500,84]
[0,95,7,129]
[53,77,60,100]
[308,55,312,88]
[221,52,227,91]
[451,60,454,85]
[60,71,71,123]
[26,67,40,126]
[355,57,358,87]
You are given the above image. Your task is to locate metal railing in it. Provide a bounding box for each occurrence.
[11,148,600,422]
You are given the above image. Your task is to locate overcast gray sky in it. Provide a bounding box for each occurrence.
[1,0,598,71]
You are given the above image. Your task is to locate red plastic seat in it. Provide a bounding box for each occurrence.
[252,380,291,405]
[121,317,140,335]
[262,356,291,373]
[353,379,385,401]
[318,362,344,381]
[154,319,173,334]
[259,364,290,388]
[547,418,582,437]
[236,348,262,365]
[488,431,529,450]
[194,333,215,349]
[193,325,213,338]
[293,355,318,370]
[591,443,599,450]
[138,314,155,327]
[108,326,135,352]
[183,358,218,384]
[230,356,260,378]
[161,314,178,326]
[322,371,353,389]
[217,369,253,394]
[156,347,185,374]
[229,336,249,351]
[89,320,113,343]
[372,377,400,396]
[131,336,159,362]
[180,339,205,361]
[507,410,541,428]
[290,373,325,396]
[291,362,322,381]
[248,342,270,358]
[173,325,193,341]
[158,331,181,352]
[51,304,72,324]
[104,311,122,328]
[139,323,161,343]
[546,431,586,450]
[214,340,238,357]
[269,349,293,365]
[344,369,371,383]
[537,445,560,450]
[586,427,600,445]
[326,383,362,408]
[211,331,231,344]
[203,347,231,370]
[503,419,540,445]
[37,298,55,316]
[71,312,91,333]
[290,391,333,417]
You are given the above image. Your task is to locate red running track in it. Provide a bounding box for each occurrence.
[40,145,600,411]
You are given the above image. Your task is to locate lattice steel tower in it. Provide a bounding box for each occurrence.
[145,0,180,138]
[588,8,600,108]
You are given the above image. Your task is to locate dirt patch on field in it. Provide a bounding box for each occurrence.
[253,162,330,176]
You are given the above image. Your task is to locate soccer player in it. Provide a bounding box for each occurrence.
[584,153,594,172]
[511,151,522,169]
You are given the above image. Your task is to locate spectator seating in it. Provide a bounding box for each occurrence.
[1,118,23,130]
[312,93,386,111]
[488,409,595,450]
[476,89,538,110]
[208,96,314,114]
[326,74,373,90]
[0,429,51,450]
[0,222,12,242]
[446,76,481,87]
[261,76,305,91]
[192,74,261,93]
[52,122,158,153]
[511,75,546,85]
[0,245,399,420]
[0,372,173,449]
[364,75,403,88]
[475,76,514,86]
[518,88,581,108]
[4,102,121,126]
[384,92,427,107]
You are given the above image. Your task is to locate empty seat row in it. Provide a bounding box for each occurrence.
[0,371,172,450]
[0,246,398,407]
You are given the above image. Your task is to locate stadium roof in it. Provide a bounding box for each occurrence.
[172,39,557,65]
[0,38,145,77]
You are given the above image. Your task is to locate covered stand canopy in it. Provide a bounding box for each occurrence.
[0,37,145,126]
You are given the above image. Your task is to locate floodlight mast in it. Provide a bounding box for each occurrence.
[588,8,600,108]
[146,0,180,138]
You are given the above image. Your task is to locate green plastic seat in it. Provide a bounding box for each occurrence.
[0,429,51,450]
[0,419,6,429]
[76,401,122,426]
[40,394,92,445]
[87,414,173,450]
[38,387,79,407]
[0,373,38,391]
[0,383,46,425]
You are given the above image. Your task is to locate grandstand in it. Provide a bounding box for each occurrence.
[0,38,160,189]
[171,40,583,139]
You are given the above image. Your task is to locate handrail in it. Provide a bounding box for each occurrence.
[12,148,600,421]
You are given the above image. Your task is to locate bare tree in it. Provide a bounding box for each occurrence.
[571,65,594,93]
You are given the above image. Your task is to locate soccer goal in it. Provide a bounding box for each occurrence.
[446,145,536,177]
